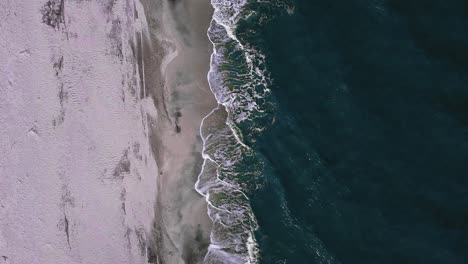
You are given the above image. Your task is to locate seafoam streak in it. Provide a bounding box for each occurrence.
[195,0,277,263]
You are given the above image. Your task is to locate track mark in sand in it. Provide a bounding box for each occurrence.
[58,83,68,107]
[52,55,68,128]
[57,210,72,249]
[58,182,75,249]
[120,188,127,215]
[63,213,71,248]
[174,110,182,133]
[53,55,63,76]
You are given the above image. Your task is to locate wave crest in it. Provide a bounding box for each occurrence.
[196,0,292,263]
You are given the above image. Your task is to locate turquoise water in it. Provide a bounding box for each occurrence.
[201,0,468,263]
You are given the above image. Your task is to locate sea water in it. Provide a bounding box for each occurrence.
[199,0,468,263]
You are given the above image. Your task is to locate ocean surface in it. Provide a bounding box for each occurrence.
[200,0,468,263]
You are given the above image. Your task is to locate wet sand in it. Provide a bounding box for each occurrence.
[140,0,216,263]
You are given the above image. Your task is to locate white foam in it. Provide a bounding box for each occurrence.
[195,0,271,263]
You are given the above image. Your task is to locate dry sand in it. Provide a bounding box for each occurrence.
[1,0,162,263]
[140,0,216,263]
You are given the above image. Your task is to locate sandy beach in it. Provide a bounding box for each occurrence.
[0,0,215,263]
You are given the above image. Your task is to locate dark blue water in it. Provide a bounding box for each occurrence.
[240,0,468,263]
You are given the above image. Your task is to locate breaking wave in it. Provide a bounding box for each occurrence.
[196,0,293,263]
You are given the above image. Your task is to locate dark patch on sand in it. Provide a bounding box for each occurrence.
[175,124,181,133]
[146,246,158,263]
[126,39,138,97]
[146,200,180,264]
[101,0,116,17]
[53,56,63,76]
[61,184,75,207]
[175,110,182,133]
[135,227,147,256]
[52,109,65,127]
[58,83,68,106]
[168,0,181,7]
[181,224,210,264]
[108,19,123,60]
[41,0,65,29]
[124,227,132,251]
[133,142,143,160]
[53,56,67,128]
[112,149,131,180]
